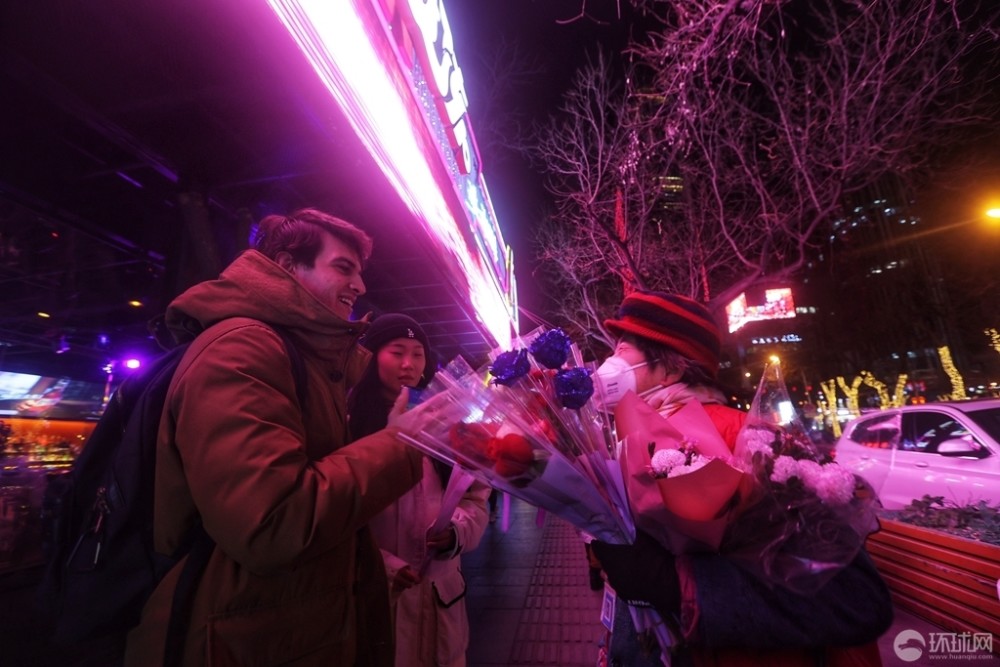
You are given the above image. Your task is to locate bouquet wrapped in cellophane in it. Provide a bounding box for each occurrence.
[617,357,880,595]
[395,327,634,545]
[722,359,881,594]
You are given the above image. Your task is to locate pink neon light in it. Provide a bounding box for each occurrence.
[266,0,512,348]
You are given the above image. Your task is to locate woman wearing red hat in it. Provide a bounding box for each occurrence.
[347,313,490,667]
[591,292,892,667]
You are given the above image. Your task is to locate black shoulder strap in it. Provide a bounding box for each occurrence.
[273,326,309,413]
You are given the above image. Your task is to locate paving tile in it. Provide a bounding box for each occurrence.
[465,498,607,667]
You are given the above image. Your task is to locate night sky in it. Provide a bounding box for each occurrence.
[442,0,642,325]
[441,1,1000,330]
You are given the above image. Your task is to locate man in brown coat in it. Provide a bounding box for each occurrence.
[125,208,425,666]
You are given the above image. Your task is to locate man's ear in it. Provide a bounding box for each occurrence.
[275,250,296,273]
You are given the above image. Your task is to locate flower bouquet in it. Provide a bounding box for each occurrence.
[615,393,745,554]
[394,328,633,545]
[717,360,881,593]
[614,358,879,596]
[396,328,678,661]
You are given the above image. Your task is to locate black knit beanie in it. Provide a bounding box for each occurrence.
[360,313,436,388]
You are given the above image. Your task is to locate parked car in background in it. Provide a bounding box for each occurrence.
[835,399,1000,509]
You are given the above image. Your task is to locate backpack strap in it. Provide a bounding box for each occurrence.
[274,326,309,412]
[164,527,212,667]
[162,317,309,667]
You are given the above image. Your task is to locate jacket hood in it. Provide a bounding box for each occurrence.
[164,250,369,364]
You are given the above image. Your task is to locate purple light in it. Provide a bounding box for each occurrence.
[124,358,142,370]
[115,171,145,189]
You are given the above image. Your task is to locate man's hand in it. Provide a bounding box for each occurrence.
[388,389,454,436]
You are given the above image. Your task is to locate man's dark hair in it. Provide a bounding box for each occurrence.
[253,208,373,267]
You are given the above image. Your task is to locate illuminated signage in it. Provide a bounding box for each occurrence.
[726,288,796,333]
[267,0,516,347]
[393,0,514,303]
[404,0,473,174]
[751,334,803,345]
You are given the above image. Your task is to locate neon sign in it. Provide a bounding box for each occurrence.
[404,0,473,174]
[384,0,515,314]
[267,0,516,347]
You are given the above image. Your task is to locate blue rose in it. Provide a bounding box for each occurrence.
[529,328,572,370]
[489,349,530,386]
[553,367,594,409]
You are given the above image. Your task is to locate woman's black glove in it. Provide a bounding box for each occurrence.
[591,529,680,614]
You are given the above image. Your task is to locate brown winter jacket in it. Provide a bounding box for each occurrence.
[125,250,424,666]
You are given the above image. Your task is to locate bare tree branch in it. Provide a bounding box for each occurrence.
[532,0,1000,346]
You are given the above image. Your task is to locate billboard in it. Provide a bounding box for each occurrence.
[0,372,106,421]
[725,288,796,333]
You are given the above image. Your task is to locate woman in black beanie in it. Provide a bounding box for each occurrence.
[347,313,489,667]
[348,313,436,440]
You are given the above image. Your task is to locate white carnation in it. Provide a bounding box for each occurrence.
[770,455,799,484]
[651,448,687,476]
[741,428,777,458]
[795,459,824,488]
[813,464,857,505]
[672,453,710,477]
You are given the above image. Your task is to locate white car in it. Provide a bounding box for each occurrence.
[834,399,1000,509]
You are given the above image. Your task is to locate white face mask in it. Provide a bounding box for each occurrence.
[594,356,648,410]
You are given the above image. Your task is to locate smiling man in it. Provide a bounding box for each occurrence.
[126,208,426,666]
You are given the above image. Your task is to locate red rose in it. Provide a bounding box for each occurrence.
[449,422,498,467]
[488,433,535,478]
[522,390,551,422]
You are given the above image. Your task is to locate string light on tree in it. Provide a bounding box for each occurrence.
[860,371,889,408]
[936,346,966,400]
[837,375,864,417]
[892,374,909,408]
[819,379,840,437]
[987,328,1000,356]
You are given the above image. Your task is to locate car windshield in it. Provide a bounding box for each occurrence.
[962,407,1000,446]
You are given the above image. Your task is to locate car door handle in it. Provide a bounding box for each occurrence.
[914,462,929,468]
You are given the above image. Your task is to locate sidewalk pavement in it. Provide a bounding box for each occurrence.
[464,497,1000,667]
[464,497,605,666]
